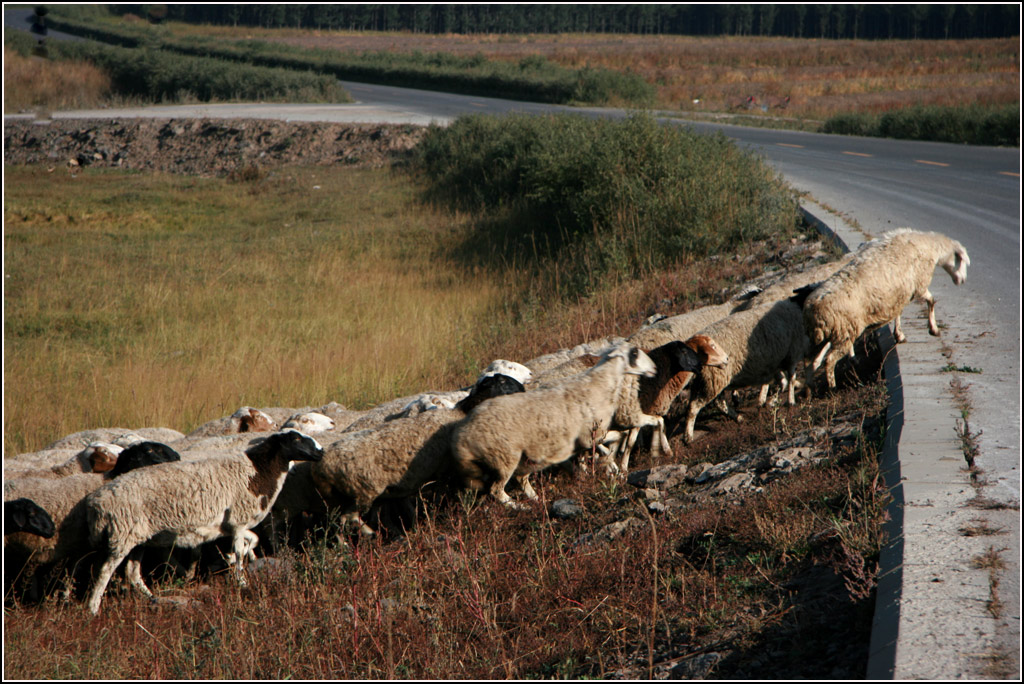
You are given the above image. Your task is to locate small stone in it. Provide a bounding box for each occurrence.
[550,498,584,519]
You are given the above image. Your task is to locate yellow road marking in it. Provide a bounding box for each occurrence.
[470,102,488,107]
[999,171,1020,178]
[842,151,873,157]
[915,159,949,167]
[776,143,804,148]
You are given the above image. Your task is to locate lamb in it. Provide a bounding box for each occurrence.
[803,228,970,390]
[4,498,56,539]
[309,369,529,537]
[451,342,657,506]
[683,292,812,444]
[84,429,323,615]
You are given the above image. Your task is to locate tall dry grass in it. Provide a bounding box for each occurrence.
[243,28,1018,120]
[2,165,510,454]
[2,46,113,113]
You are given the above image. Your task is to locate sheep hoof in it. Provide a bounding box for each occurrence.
[502,499,527,511]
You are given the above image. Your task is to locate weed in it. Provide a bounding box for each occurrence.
[940,362,983,374]
[954,418,983,480]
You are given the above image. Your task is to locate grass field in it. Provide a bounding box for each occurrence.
[2,165,508,453]
[174,24,1019,122]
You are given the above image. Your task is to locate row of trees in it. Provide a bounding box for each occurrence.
[120,4,1019,40]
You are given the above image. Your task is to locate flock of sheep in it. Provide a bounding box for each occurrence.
[3,228,970,616]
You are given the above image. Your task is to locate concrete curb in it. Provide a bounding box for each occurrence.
[802,202,902,678]
[802,200,901,675]
[800,199,1015,679]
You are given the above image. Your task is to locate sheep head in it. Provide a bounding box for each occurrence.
[940,240,970,286]
[4,498,56,539]
[250,429,324,464]
[684,334,729,368]
[283,411,335,434]
[82,442,123,474]
[235,407,277,433]
[605,343,657,377]
[480,359,533,386]
[110,441,181,477]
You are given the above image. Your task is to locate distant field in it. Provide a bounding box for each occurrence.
[169,23,1020,121]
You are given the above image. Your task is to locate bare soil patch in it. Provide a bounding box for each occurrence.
[3,118,428,176]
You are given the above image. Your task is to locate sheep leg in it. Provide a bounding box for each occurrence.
[892,314,907,343]
[87,549,132,615]
[516,474,538,500]
[340,510,376,537]
[758,383,771,407]
[684,397,709,444]
[806,341,832,397]
[922,290,940,336]
[713,395,743,423]
[488,470,516,506]
[124,549,154,599]
[620,426,647,474]
[825,342,853,389]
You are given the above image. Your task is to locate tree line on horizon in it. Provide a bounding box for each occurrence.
[119,4,1018,40]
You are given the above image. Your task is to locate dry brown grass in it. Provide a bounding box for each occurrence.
[3,46,112,113]
[177,26,1019,120]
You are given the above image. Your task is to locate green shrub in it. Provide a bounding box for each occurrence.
[415,113,800,295]
[823,104,1019,146]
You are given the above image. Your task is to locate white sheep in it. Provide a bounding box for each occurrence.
[733,255,854,404]
[683,293,812,444]
[83,429,323,615]
[803,228,970,390]
[283,411,336,433]
[451,342,657,506]
[4,440,200,601]
[309,369,529,537]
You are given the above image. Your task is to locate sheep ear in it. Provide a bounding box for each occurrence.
[629,347,640,365]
